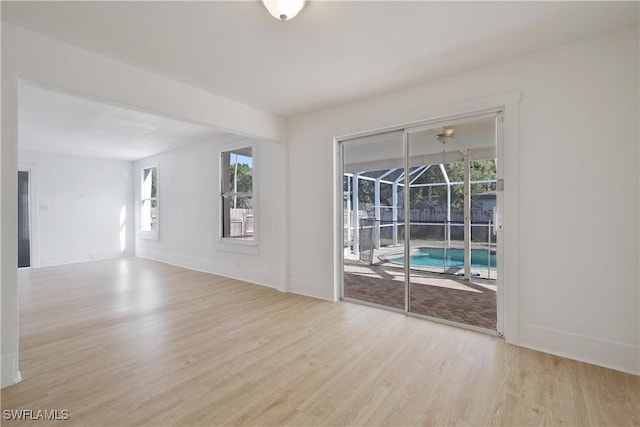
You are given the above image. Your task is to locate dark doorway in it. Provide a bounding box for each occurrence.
[18,170,31,268]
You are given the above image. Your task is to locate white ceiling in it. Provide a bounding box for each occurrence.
[18,83,234,161]
[4,1,638,161]
[3,1,638,118]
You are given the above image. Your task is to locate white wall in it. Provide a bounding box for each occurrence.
[1,23,285,388]
[288,26,639,374]
[19,150,134,267]
[1,17,22,389]
[134,137,287,290]
[1,17,637,389]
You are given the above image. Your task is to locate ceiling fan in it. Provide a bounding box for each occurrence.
[435,127,465,153]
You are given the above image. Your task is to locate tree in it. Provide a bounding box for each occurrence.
[230,163,252,208]
[343,159,496,214]
[408,160,496,210]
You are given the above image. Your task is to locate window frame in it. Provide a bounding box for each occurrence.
[139,164,159,240]
[217,140,258,253]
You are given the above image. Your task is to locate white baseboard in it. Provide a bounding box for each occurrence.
[135,251,283,292]
[1,353,22,388]
[288,276,333,301]
[40,250,133,267]
[520,324,639,375]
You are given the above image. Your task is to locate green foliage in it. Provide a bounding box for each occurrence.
[230,163,252,193]
[347,160,496,212]
[409,160,496,210]
[150,168,158,198]
[230,163,252,209]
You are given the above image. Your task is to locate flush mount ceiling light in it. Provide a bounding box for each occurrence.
[261,0,306,21]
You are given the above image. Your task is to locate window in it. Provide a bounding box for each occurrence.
[220,146,254,242]
[140,166,158,236]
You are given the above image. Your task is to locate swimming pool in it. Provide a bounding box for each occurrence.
[389,247,496,269]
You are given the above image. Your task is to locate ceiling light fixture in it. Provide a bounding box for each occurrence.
[435,127,466,153]
[261,0,306,21]
[435,127,455,142]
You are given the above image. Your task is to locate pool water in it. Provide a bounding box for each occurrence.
[390,248,496,269]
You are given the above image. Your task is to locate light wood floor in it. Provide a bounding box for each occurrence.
[2,257,638,426]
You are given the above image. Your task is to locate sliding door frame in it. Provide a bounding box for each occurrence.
[336,105,511,338]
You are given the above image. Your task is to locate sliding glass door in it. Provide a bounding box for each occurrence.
[342,132,406,310]
[340,113,500,332]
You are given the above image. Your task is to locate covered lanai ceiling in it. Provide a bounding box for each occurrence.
[343,115,496,174]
